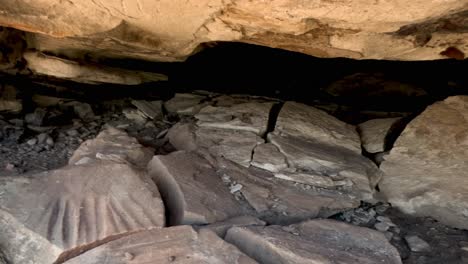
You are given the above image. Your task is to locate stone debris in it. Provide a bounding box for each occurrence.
[199,216,266,238]
[25,108,47,126]
[147,151,249,225]
[164,93,207,115]
[131,100,163,120]
[358,117,402,153]
[63,226,256,264]
[274,171,335,188]
[405,235,431,252]
[195,101,274,136]
[69,127,154,168]
[380,96,468,229]
[251,143,288,172]
[0,162,165,264]
[62,101,95,121]
[225,219,402,264]
[216,157,360,225]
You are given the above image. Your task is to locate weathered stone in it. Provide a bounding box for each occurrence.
[0,84,21,113]
[217,158,359,224]
[269,133,380,201]
[0,162,165,264]
[195,101,273,136]
[251,143,288,173]
[275,102,361,153]
[24,52,167,84]
[274,171,335,188]
[1,1,467,62]
[167,123,262,167]
[199,216,266,238]
[147,151,248,225]
[358,117,402,153]
[63,226,256,264]
[226,219,402,264]
[380,96,468,229]
[69,127,154,168]
[164,93,207,115]
[131,100,163,120]
[405,235,431,252]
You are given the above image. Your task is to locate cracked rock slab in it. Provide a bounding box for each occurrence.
[167,123,263,167]
[217,158,360,225]
[195,101,274,136]
[275,102,362,153]
[64,226,257,264]
[0,162,165,264]
[380,96,468,229]
[251,143,288,173]
[69,127,154,168]
[225,219,402,264]
[164,93,207,115]
[147,151,249,226]
[198,216,266,238]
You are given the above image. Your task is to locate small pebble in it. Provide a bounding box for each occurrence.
[27,138,38,146]
[5,163,15,171]
[230,183,243,193]
[374,222,390,232]
[67,129,79,137]
[384,231,394,241]
[37,133,48,144]
[46,136,54,146]
[124,252,134,261]
[405,235,431,252]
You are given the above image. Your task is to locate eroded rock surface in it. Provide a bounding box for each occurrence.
[226,219,402,264]
[64,226,256,264]
[0,162,165,264]
[69,127,154,168]
[148,151,249,225]
[380,96,468,229]
[0,1,466,62]
[266,102,381,201]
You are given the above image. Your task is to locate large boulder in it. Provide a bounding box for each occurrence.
[0,0,466,61]
[225,219,402,264]
[0,162,165,264]
[380,96,468,229]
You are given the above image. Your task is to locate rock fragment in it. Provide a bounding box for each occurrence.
[405,235,431,252]
[358,117,402,153]
[131,100,163,120]
[226,219,402,264]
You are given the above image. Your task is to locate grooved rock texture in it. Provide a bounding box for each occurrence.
[0,162,165,264]
[63,226,257,264]
[225,219,402,264]
[380,96,468,229]
[1,0,466,62]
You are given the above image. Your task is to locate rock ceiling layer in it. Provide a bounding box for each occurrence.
[0,0,467,62]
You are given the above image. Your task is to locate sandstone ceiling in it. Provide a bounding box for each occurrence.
[0,0,467,62]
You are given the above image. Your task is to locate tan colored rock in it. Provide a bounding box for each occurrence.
[358,117,402,153]
[69,127,154,168]
[0,162,165,264]
[380,96,468,229]
[226,219,402,264]
[147,151,249,225]
[64,226,257,264]
[1,1,467,62]
[24,52,167,84]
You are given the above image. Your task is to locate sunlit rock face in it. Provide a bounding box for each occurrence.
[0,0,466,62]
